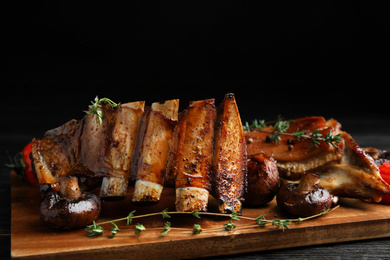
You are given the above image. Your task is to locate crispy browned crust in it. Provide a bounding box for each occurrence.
[318,131,390,202]
[212,93,247,213]
[98,102,145,199]
[174,99,217,211]
[31,119,84,191]
[165,110,187,187]
[131,100,179,204]
[32,102,145,199]
[245,116,345,179]
[105,102,145,180]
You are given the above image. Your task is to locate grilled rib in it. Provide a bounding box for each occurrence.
[31,119,83,192]
[212,93,247,213]
[99,101,145,199]
[175,99,217,212]
[31,102,145,200]
[164,110,187,187]
[131,100,179,205]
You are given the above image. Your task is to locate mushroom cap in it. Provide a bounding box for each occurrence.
[39,191,101,230]
[277,177,333,217]
[245,154,280,206]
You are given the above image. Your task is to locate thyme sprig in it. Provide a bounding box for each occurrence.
[85,206,339,238]
[108,222,119,238]
[243,116,342,148]
[85,221,104,237]
[84,96,120,125]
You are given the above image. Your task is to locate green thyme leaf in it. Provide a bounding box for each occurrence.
[272,219,291,231]
[192,210,201,219]
[310,129,322,148]
[127,210,136,225]
[85,221,104,237]
[160,221,171,236]
[135,223,146,234]
[108,221,120,238]
[193,224,203,234]
[161,208,171,219]
[230,212,241,221]
[323,130,342,147]
[293,129,306,141]
[255,215,268,227]
[274,120,289,133]
[224,220,236,231]
[84,96,120,125]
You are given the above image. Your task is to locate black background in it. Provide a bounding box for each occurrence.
[3,1,389,140]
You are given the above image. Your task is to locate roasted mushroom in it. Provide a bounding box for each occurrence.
[364,147,390,166]
[245,154,280,207]
[39,176,101,230]
[277,173,336,217]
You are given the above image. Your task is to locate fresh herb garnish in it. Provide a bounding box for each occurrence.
[135,223,146,234]
[192,224,203,234]
[243,116,342,148]
[85,206,340,238]
[223,220,236,231]
[108,222,120,238]
[85,221,104,237]
[161,221,171,236]
[84,96,120,125]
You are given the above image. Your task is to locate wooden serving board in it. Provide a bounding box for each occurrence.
[11,173,390,259]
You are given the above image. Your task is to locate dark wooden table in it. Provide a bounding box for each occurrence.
[2,116,390,259]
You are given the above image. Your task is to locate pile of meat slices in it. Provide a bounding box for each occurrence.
[30,93,390,230]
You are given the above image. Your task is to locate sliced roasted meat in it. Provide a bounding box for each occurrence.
[245,153,280,207]
[99,101,145,199]
[131,100,179,205]
[212,93,247,213]
[31,119,83,192]
[165,110,187,187]
[175,99,217,212]
[245,116,345,179]
[318,131,390,202]
[31,101,145,200]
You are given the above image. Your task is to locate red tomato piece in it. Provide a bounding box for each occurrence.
[20,143,38,185]
[7,143,38,185]
[379,162,390,204]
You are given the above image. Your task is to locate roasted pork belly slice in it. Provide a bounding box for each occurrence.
[212,93,247,213]
[165,110,186,187]
[31,137,68,191]
[31,119,83,191]
[31,101,145,199]
[245,116,344,179]
[318,131,390,202]
[131,100,179,204]
[175,99,216,212]
[99,101,145,199]
[78,104,113,176]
